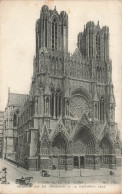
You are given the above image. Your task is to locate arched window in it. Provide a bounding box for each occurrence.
[55,93,58,118]
[51,57,55,75]
[51,91,54,117]
[96,34,100,60]
[51,90,62,119]
[89,32,91,57]
[59,93,61,116]
[45,19,47,47]
[100,96,104,122]
[95,103,98,119]
[52,18,57,50]
[55,91,62,118]
[13,114,17,127]
[55,58,58,75]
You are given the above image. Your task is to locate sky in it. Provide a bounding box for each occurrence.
[0,0,122,137]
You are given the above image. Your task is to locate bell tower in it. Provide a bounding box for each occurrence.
[77,21,109,62]
[35,5,68,56]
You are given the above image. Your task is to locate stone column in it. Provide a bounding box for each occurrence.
[35,96,38,116]
[65,99,66,116]
[84,156,86,169]
[89,33,92,58]
[49,97,51,117]
[57,93,59,119]
[60,97,62,116]
[78,156,80,169]
[86,33,89,59]
[53,94,56,119]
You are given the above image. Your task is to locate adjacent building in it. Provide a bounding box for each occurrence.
[3,89,27,161]
[0,111,4,158]
[4,5,121,171]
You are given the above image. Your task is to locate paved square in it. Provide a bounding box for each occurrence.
[0,159,121,185]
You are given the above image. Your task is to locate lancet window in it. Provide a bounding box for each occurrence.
[51,89,62,119]
[45,19,47,47]
[100,96,105,122]
[96,34,101,60]
[52,18,57,50]
[13,114,17,127]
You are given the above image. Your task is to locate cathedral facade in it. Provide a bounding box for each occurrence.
[4,5,121,171]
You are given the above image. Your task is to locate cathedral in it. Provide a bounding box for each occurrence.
[3,5,121,171]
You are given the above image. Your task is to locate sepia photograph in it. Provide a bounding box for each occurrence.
[0,0,122,193]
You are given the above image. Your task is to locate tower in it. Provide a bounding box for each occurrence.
[77,21,109,61]
[26,5,70,170]
[35,5,68,55]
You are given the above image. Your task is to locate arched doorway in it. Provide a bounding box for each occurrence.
[100,136,115,168]
[72,126,96,169]
[51,132,68,170]
[100,136,112,154]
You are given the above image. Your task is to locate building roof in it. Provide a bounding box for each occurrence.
[8,93,27,107]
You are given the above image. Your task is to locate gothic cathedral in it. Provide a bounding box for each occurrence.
[4,5,121,171]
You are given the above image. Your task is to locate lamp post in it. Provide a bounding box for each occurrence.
[79,158,82,177]
[58,156,60,177]
[80,164,82,177]
[59,167,60,177]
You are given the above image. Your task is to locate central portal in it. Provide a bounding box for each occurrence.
[73,156,85,169]
[74,156,79,168]
[80,156,85,168]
